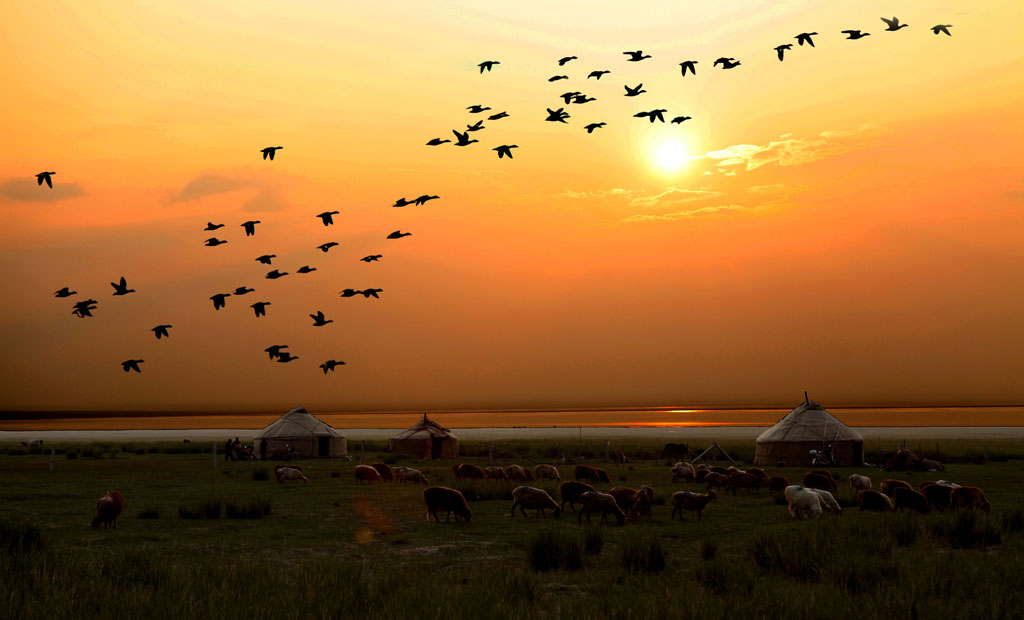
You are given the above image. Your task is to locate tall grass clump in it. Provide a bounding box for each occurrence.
[0,520,45,555]
[252,467,269,481]
[698,539,718,561]
[932,510,1002,549]
[138,507,161,519]
[886,512,922,547]
[582,527,604,555]
[226,498,272,519]
[178,500,221,520]
[1001,509,1024,534]
[618,534,665,574]
[526,529,582,572]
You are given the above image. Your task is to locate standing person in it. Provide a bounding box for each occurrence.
[224,438,234,462]
[232,437,242,461]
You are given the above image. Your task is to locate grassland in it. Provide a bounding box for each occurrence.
[2,437,1023,619]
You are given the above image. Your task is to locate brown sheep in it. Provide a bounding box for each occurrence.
[704,472,730,491]
[670,490,717,522]
[485,466,507,481]
[694,468,711,484]
[858,490,894,512]
[608,487,639,517]
[726,473,764,495]
[533,464,560,481]
[452,463,486,480]
[709,466,728,475]
[505,464,530,482]
[354,465,381,484]
[671,462,696,483]
[577,491,625,525]
[91,490,124,530]
[951,486,990,513]
[885,448,923,472]
[848,474,872,492]
[880,479,913,498]
[558,480,595,512]
[766,475,790,495]
[396,467,430,484]
[746,467,768,480]
[920,483,954,511]
[809,469,840,482]
[893,487,930,514]
[370,462,394,482]
[422,486,471,523]
[510,486,561,519]
[274,464,303,473]
[574,464,610,484]
[921,458,945,472]
[632,485,654,520]
[802,472,837,494]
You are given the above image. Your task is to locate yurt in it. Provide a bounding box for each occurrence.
[254,407,347,459]
[754,397,864,467]
[388,414,459,459]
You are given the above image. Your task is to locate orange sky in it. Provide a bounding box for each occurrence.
[1,1,1022,414]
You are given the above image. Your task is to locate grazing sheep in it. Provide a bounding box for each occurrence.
[951,486,990,513]
[505,464,530,482]
[766,475,789,496]
[921,458,945,472]
[746,467,768,480]
[274,464,303,473]
[610,449,628,464]
[278,467,309,483]
[849,474,872,492]
[893,487,930,513]
[354,465,381,484]
[91,490,125,529]
[558,480,595,513]
[422,486,471,523]
[370,462,394,482]
[694,466,711,483]
[809,489,842,515]
[533,464,560,481]
[858,490,894,512]
[671,462,696,483]
[671,490,717,522]
[608,487,639,518]
[726,473,764,495]
[802,472,837,494]
[632,485,654,521]
[396,468,430,484]
[574,464,610,484]
[510,486,561,519]
[704,472,730,492]
[485,466,507,481]
[577,491,625,526]
[880,479,913,498]
[452,463,486,480]
[785,486,823,519]
[808,469,840,483]
[920,483,954,511]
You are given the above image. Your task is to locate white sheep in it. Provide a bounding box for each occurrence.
[784,485,822,519]
[809,488,842,515]
[510,486,561,518]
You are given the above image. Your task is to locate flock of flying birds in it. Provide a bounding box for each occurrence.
[43,16,953,376]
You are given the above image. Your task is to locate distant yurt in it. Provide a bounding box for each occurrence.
[254,407,347,459]
[388,414,459,459]
[754,397,864,467]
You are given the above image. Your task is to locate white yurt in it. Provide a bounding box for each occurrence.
[254,407,347,459]
[754,397,864,467]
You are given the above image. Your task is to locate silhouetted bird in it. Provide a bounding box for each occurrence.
[932,24,952,36]
[297,265,316,274]
[488,111,509,120]
[241,220,260,236]
[714,57,741,69]
[361,255,382,262]
[265,269,288,279]
[251,301,271,317]
[548,75,568,82]
[261,146,283,160]
[265,344,288,359]
[317,210,340,225]
[796,32,818,47]
[54,287,76,298]
[478,61,499,73]
[775,44,792,61]
[584,122,606,133]
[317,242,339,252]
[842,30,870,39]
[623,50,651,62]
[256,254,276,265]
[210,293,230,310]
[679,61,698,76]
[205,238,227,247]
[467,105,491,113]
[72,299,98,318]
[634,109,667,123]
[466,120,485,132]
[624,83,646,97]
[36,172,55,188]
[558,56,577,66]
[426,138,451,146]
[560,91,581,104]
[339,289,360,297]
[494,145,518,159]
[881,17,909,31]
[152,325,172,339]
[588,70,610,79]
[415,195,439,206]
[276,352,299,363]
[320,360,346,374]
[671,116,692,124]
[573,95,596,104]
[453,130,478,146]
[393,198,413,207]
[387,231,411,239]
[121,359,144,373]
[545,108,570,123]
[360,288,383,298]
[233,286,254,296]
[111,276,135,296]
[310,310,333,327]
[204,222,224,231]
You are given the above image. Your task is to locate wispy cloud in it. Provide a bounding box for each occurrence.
[168,173,250,204]
[242,189,288,212]
[622,204,754,222]
[0,178,86,202]
[629,187,722,208]
[693,124,882,172]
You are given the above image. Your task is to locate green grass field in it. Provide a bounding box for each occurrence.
[2,438,1023,619]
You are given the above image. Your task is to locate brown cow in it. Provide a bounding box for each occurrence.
[857,490,893,512]
[893,487,930,513]
[951,486,990,513]
[558,480,595,513]
[880,479,913,498]
[91,490,124,529]
[452,463,486,480]
[422,487,471,523]
[370,462,394,482]
[802,472,837,494]
[574,464,610,484]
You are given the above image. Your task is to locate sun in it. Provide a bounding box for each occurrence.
[654,140,690,173]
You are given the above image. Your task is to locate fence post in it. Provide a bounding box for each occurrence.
[489,441,494,465]
[361,440,365,465]
[213,442,217,469]
[50,446,55,473]
[605,440,610,463]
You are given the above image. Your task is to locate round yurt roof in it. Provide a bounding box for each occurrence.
[255,407,344,439]
[390,414,457,440]
[756,399,863,444]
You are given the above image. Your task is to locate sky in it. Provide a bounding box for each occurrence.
[1,1,1022,414]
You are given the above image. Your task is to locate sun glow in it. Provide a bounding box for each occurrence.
[654,140,690,173]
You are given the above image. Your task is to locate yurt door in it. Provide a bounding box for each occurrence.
[318,436,330,457]
[431,437,442,459]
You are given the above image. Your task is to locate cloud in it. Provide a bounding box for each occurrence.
[168,173,250,204]
[629,187,722,208]
[693,124,882,172]
[748,184,786,194]
[622,204,754,222]
[242,190,288,212]
[0,178,86,202]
